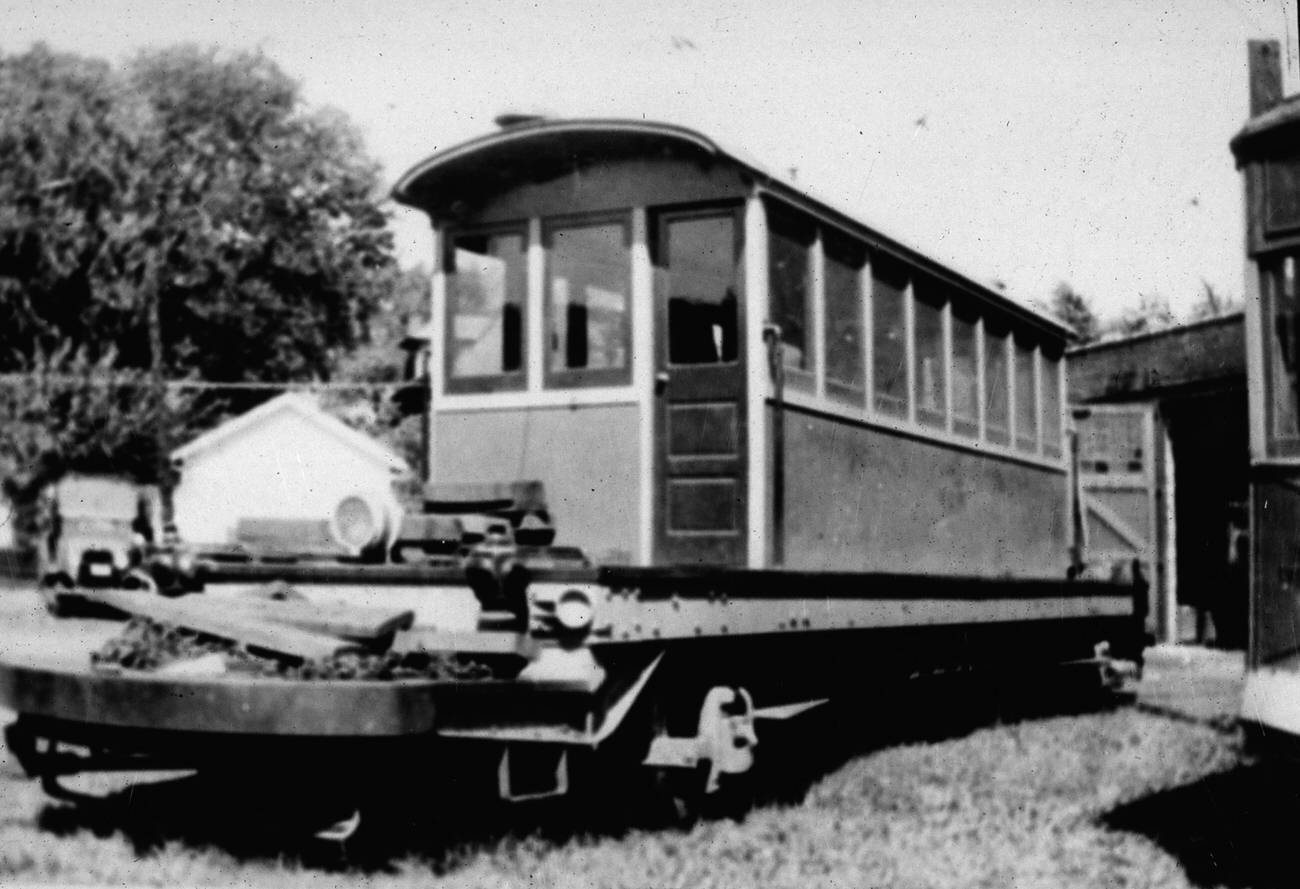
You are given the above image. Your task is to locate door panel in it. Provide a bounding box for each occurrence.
[1075,403,1162,636]
[654,210,747,567]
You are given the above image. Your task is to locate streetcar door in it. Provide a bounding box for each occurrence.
[652,209,747,567]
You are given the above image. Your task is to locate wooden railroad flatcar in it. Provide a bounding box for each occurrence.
[0,116,1145,826]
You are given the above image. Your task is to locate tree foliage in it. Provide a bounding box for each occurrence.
[0,346,195,542]
[325,265,430,484]
[0,44,394,381]
[1114,293,1179,338]
[1046,282,1101,344]
[1188,279,1242,323]
[0,44,396,509]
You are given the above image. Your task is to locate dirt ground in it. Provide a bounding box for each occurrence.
[1135,644,1245,727]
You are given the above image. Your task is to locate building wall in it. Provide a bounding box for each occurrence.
[433,403,642,564]
[776,407,1070,578]
[1069,316,1249,645]
[1068,314,1244,403]
[173,412,400,545]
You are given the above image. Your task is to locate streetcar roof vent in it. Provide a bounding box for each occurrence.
[494,112,548,129]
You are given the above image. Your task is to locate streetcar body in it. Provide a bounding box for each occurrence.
[394,117,1073,577]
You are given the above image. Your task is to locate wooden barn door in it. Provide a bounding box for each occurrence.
[653,209,747,567]
[1075,404,1166,638]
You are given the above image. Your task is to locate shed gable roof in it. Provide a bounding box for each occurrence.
[171,393,409,474]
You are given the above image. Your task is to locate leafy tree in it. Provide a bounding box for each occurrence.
[0,44,394,382]
[0,346,194,544]
[326,265,431,485]
[1114,293,1178,337]
[1188,279,1242,322]
[1046,282,1101,344]
[0,44,396,520]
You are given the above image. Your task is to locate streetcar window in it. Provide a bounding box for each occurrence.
[1014,337,1039,452]
[546,220,631,387]
[872,257,910,418]
[913,286,946,429]
[1040,350,1063,458]
[446,230,526,392]
[824,233,867,402]
[1267,255,1300,448]
[663,214,739,366]
[768,212,815,384]
[951,305,979,438]
[984,325,1010,445]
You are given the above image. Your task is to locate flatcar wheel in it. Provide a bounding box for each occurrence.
[640,684,759,826]
[646,762,755,825]
[647,762,707,826]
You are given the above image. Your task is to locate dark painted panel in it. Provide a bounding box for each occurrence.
[772,405,1069,578]
[668,403,738,457]
[1265,154,1300,234]
[459,158,748,226]
[1251,474,1300,667]
[667,478,739,532]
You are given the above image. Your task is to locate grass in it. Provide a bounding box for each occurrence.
[0,597,1265,887]
[0,694,1250,887]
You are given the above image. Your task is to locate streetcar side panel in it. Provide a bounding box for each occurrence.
[776,412,1069,578]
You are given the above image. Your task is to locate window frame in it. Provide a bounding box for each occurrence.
[766,206,818,392]
[1039,347,1065,459]
[542,212,635,390]
[950,302,980,439]
[655,204,746,369]
[1262,253,1300,458]
[442,222,530,395]
[912,282,948,430]
[870,254,912,419]
[1013,334,1040,455]
[822,230,869,403]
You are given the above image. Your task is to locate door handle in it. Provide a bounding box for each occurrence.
[655,372,669,395]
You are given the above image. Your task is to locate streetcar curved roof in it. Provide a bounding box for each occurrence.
[392,118,1069,339]
[1231,93,1300,158]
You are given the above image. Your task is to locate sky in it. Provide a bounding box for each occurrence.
[4,0,1299,322]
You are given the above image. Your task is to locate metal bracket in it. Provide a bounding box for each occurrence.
[643,691,827,793]
[437,653,663,746]
[497,745,569,803]
[644,686,757,794]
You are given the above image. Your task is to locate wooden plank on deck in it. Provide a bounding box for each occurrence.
[224,595,415,643]
[82,590,360,661]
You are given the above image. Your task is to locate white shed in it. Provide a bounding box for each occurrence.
[171,393,409,545]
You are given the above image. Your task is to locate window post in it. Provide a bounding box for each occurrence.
[811,229,826,399]
[525,218,545,392]
[1032,345,1043,454]
[1006,334,1017,447]
[904,280,916,426]
[942,300,954,433]
[860,255,874,413]
[975,317,986,441]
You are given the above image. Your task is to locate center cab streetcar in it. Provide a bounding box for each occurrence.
[400,117,1082,577]
[0,117,1145,817]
